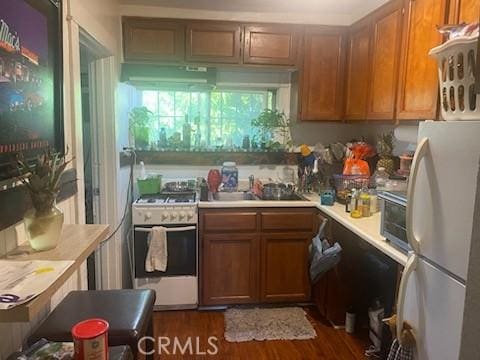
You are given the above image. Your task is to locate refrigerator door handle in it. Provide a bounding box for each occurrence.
[396,252,418,343]
[406,137,429,253]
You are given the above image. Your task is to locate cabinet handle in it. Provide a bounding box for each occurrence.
[406,137,429,253]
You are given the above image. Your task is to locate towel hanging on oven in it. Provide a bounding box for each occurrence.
[145,226,168,272]
[309,218,342,284]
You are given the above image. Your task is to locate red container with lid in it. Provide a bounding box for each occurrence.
[72,318,109,360]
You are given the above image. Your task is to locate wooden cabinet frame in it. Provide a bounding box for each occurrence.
[199,208,316,306]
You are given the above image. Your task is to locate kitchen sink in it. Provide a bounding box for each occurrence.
[211,191,309,202]
[212,191,258,201]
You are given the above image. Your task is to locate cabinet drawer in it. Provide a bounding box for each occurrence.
[202,212,258,232]
[261,212,314,232]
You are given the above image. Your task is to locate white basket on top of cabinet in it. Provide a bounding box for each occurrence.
[429,35,479,121]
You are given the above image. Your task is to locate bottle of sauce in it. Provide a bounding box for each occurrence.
[350,190,362,218]
[360,190,371,217]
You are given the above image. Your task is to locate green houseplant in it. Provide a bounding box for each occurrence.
[16,149,72,251]
[251,109,293,151]
[129,106,153,149]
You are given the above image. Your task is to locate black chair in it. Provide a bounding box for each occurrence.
[27,289,155,358]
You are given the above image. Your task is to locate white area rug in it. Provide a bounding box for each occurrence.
[224,307,317,342]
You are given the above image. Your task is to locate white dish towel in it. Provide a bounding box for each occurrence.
[145,227,168,272]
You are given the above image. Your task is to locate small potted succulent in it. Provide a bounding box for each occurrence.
[15,149,72,251]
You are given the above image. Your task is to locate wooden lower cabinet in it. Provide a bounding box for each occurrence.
[201,233,259,305]
[200,208,316,306]
[260,233,312,302]
[313,212,400,327]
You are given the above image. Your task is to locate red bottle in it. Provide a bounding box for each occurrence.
[207,169,221,193]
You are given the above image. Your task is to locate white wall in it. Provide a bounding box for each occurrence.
[0,0,121,357]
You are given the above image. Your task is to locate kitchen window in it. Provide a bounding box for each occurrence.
[141,88,276,149]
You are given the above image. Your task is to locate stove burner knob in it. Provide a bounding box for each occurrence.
[186,212,194,220]
[179,211,186,220]
[161,213,169,221]
[170,212,178,221]
[145,212,152,220]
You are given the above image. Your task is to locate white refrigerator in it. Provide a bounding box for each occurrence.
[396,121,480,360]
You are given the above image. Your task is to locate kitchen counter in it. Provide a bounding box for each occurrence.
[0,224,110,322]
[199,195,408,266]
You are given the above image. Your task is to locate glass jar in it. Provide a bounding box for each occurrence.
[24,202,64,251]
[221,162,238,192]
[373,167,389,190]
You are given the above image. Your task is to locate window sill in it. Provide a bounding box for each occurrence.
[120,150,299,167]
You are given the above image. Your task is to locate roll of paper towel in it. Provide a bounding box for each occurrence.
[394,125,418,144]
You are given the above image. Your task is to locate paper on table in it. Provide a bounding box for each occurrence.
[0,260,74,309]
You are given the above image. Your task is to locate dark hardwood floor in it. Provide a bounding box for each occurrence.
[152,307,369,359]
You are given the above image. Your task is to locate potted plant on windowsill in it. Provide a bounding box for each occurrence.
[129,106,153,150]
[251,109,293,152]
[15,150,72,251]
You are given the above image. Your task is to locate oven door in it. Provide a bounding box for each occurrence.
[134,225,197,278]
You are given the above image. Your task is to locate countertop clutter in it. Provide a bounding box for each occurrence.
[199,194,408,266]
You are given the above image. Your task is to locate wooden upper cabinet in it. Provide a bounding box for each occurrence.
[123,18,185,63]
[367,0,403,120]
[396,0,448,120]
[344,21,372,120]
[450,0,480,24]
[186,22,242,64]
[243,25,300,66]
[300,28,346,121]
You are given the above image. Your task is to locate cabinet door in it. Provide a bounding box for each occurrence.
[344,21,372,120]
[367,0,403,120]
[325,221,365,326]
[260,233,311,302]
[312,213,332,316]
[450,0,480,24]
[243,25,300,66]
[396,0,448,120]
[201,233,259,305]
[186,22,242,64]
[300,28,346,121]
[123,18,185,63]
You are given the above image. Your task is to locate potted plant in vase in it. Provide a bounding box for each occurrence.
[15,150,72,251]
[129,106,153,150]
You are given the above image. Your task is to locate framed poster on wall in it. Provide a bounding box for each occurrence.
[0,0,63,182]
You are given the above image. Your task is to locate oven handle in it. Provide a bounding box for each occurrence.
[135,226,197,233]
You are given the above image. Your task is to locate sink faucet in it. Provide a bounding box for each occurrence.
[248,175,255,191]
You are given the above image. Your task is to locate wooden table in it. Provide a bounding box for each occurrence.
[0,224,110,322]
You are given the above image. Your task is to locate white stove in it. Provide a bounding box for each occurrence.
[132,190,198,309]
[132,192,198,225]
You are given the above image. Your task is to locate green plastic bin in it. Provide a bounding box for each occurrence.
[137,175,162,196]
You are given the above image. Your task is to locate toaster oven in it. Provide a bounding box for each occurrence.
[378,191,411,253]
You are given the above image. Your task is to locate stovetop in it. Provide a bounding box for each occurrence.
[135,192,197,205]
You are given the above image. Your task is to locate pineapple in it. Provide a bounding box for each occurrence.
[377,131,395,175]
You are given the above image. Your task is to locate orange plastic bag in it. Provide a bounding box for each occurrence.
[343,158,371,176]
[343,143,375,176]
